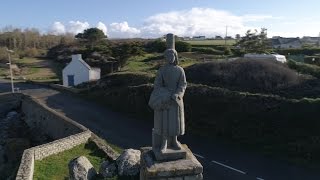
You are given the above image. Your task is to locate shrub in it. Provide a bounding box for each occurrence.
[287,59,320,78]
[175,41,191,52]
[0,47,8,62]
[185,59,301,93]
[191,47,224,55]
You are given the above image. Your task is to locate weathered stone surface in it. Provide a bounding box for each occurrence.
[140,145,203,180]
[184,174,203,180]
[0,145,4,164]
[116,148,141,176]
[99,160,117,178]
[69,156,97,180]
[6,111,18,119]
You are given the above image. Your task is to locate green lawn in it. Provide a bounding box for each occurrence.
[33,141,107,180]
[183,39,236,46]
[11,57,61,81]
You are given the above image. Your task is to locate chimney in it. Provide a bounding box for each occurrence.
[72,54,82,61]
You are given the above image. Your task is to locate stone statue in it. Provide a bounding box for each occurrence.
[149,35,187,160]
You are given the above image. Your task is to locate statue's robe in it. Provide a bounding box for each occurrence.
[149,64,187,136]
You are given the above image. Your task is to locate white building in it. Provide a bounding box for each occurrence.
[62,54,101,87]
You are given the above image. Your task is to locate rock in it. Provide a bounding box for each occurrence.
[99,160,117,178]
[69,156,97,180]
[6,111,18,119]
[116,149,141,176]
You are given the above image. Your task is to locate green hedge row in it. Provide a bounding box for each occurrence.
[83,79,320,165]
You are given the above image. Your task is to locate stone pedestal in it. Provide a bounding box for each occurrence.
[140,145,203,180]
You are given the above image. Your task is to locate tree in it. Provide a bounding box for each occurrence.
[175,41,191,52]
[236,28,270,54]
[75,28,106,49]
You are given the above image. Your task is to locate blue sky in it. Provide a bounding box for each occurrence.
[1,0,320,38]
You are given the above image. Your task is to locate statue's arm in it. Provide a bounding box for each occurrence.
[154,69,163,89]
[173,68,187,100]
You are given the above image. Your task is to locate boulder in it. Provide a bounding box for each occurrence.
[69,156,97,180]
[99,160,117,178]
[6,111,18,119]
[116,149,141,176]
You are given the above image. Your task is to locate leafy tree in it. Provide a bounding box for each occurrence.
[112,42,145,69]
[75,28,106,49]
[175,41,191,52]
[145,39,166,53]
[237,28,270,54]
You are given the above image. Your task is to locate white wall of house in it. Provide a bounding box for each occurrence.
[62,54,90,86]
[89,68,101,80]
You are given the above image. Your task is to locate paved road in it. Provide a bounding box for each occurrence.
[1,79,320,180]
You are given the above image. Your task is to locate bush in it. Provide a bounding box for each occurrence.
[185,59,301,93]
[83,81,320,167]
[175,41,191,52]
[145,39,166,53]
[275,48,320,56]
[191,47,224,55]
[0,47,8,62]
[287,59,320,78]
[23,47,39,57]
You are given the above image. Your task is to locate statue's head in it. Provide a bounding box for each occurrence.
[164,49,178,65]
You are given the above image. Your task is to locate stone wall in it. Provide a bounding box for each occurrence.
[16,130,91,180]
[34,130,92,160]
[21,95,87,139]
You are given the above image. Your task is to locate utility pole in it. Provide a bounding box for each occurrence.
[225,25,228,47]
[6,48,15,93]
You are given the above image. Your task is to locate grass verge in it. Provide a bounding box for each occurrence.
[33,141,106,180]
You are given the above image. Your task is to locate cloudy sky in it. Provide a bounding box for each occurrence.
[1,0,320,38]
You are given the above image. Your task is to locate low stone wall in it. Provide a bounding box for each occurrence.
[34,130,92,160]
[15,149,34,180]
[16,130,91,180]
[21,95,87,139]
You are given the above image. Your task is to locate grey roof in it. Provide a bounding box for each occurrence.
[271,37,301,46]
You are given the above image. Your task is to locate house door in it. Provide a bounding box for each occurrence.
[67,75,74,86]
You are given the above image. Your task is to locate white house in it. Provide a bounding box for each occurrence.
[62,54,101,87]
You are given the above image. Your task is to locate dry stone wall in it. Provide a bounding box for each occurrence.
[16,130,91,180]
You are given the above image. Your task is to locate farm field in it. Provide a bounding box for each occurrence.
[183,39,236,46]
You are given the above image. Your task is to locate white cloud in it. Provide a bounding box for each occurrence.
[50,21,66,35]
[140,8,251,38]
[108,21,141,38]
[67,21,90,34]
[97,22,108,35]
[241,15,276,22]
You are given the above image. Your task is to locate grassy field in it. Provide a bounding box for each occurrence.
[33,141,106,180]
[122,53,199,74]
[9,57,62,82]
[183,39,236,46]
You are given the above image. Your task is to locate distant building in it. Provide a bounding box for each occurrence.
[225,36,234,40]
[271,37,302,49]
[62,54,101,87]
[215,36,223,40]
[301,36,320,45]
[192,36,206,40]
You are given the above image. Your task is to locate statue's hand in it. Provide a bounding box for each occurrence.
[171,94,181,101]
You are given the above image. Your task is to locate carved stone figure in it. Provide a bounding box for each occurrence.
[149,38,187,160]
